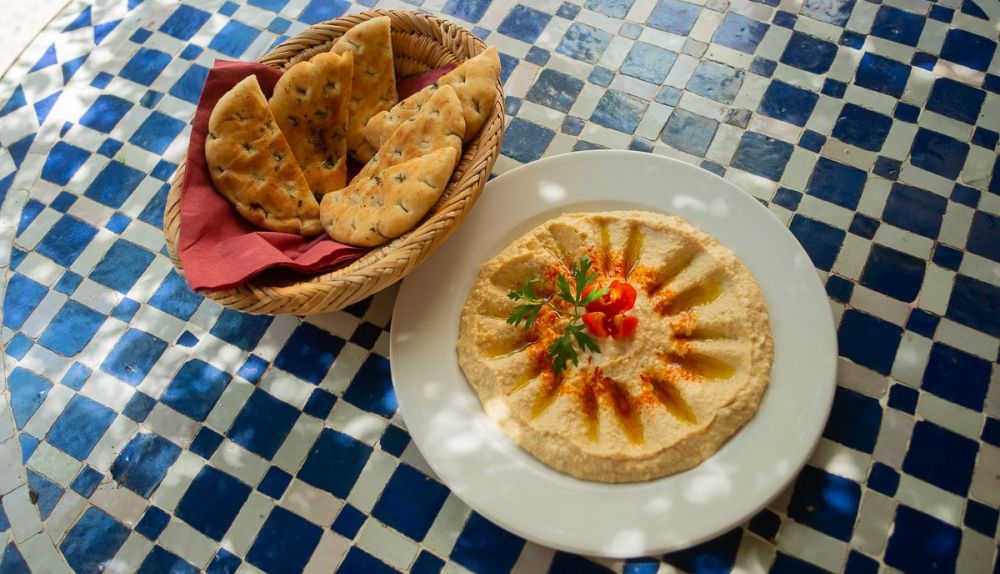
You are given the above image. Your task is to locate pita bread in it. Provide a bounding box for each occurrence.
[269,50,353,197]
[331,16,397,163]
[364,46,499,150]
[320,146,458,246]
[205,75,322,236]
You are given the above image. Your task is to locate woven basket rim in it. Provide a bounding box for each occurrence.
[163,9,505,314]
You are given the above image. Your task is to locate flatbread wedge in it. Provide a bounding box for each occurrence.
[364,46,499,150]
[205,75,322,236]
[331,16,397,163]
[269,50,353,197]
[320,146,459,246]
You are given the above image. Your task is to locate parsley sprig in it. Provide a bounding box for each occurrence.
[507,257,608,374]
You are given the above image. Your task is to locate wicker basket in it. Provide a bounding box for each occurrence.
[163,9,504,314]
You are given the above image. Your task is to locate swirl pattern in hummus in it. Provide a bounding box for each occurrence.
[457,211,773,482]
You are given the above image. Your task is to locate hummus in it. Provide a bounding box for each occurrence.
[457,211,773,482]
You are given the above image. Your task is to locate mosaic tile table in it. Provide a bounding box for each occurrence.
[0,0,998,572]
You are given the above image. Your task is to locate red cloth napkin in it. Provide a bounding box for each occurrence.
[178,59,457,291]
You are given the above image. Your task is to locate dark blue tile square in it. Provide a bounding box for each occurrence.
[210,308,273,351]
[893,102,920,123]
[873,156,901,180]
[749,57,776,77]
[806,156,867,209]
[139,90,163,109]
[85,160,145,208]
[849,213,879,239]
[699,159,724,175]
[91,71,113,88]
[257,466,292,499]
[838,309,901,375]
[135,506,170,540]
[654,86,681,107]
[268,16,291,33]
[451,512,525,574]
[823,385,882,453]
[749,508,781,540]
[372,463,449,541]
[129,28,152,43]
[176,466,251,541]
[867,461,900,496]
[122,391,156,422]
[3,273,48,330]
[9,247,25,270]
[48,394,116,460]
[923,342,990,411]
[138,183,169,229]
[60,507,130,574]
[832,103,891,151]
[888,383,919,417]
[550,552,619,573]
[303,388,337,419]
[939,28,996,72]
[929,5,953,22]
[926,78,986,125]
[557,2,581,19]
[176,330,198,347]
[70,465,103,498]
[647,0,700,35]
[586,0,635,18]
[687,61,743,104]
[825,274,853,303]
[379,425,410,457]
[41,141,90,186]
[985,73,1000,93]
[38,300,105,357]
[886,505,961,573]
[412,551,445,574]
[343,354,396,418]
[499,52,517,86]
[137,546,198,574]
[180,44,203,60]
[903,420,978,496]
[337,548,396,574]
[25,470,63,520]
[101,328,168,386]
[822,78,847,98]
[227,389,300,459]
[110,432,181,497]
[882,183,946,239]
[298,428,372,498]
[80,95,132,133]
[782,32,838,74]
[90,238,154,293]
[246,507,322,573]
[911,51,937,71]
[443,0,490,22]
[160,4,210,40]
[38,214,97,266]
[105,213,131,234]
[861,244,925,303]
[789,215,845,271]
[621,42,677,84]
[170,64,210,105]
[497,5,551,44]
[982,417,1000,446]
[854,52,909,98]
[526,68,585,113]
[839,30,864,49]
[189,427,224,459]
[524,46,549,66]
[332,504,366,539]
[573,140,607,152]
[208,20,261,57]
[906,308,939,338]
[801,0,857,26]
[120,47,171,85]
[61,362,91,392]
[661,109,717,156]
[964,499,998,537]
[149,269,203,320]
[130,111,185,154]
[588,66,614,87]
[160,359,232,421]
[663,528,743,573]
[870,5,924,46]
[5,333,32,360]
[967,210,999,263]
[713,12,769,54]
[562,115,585,135]
[731,131,793,181]
[947,275,1000,338]
[501,117,555,163]
[758,80,819,127]
[97,138,123,158]
[556,22,613,64]
[237,354,269,384]
[787,465,860,541]
[249,0,289,10]
[845,551,878,574]
[911,128,969,180]
[773,10,796,27]
[972,127,998,149]
[219,1,238,15]
[274,322,343,384]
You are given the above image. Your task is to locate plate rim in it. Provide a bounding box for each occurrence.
[390,149,837,557]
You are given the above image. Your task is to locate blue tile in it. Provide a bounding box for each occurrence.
[70,465,103,498]
[805,156,866,210]
[228,389,300,459]
[687,61,743,104]
[550,553,615,573]
[849,213,878,240]
[526,68,585,113]
[189,427,224,459]
[983,418,1000,446]
[663,528,742,573]
[713,12,769,54]
[332,504,366,539]
[97,138,124,158]
[0,547,27,572]
[967,211,999,263]
[0,85,26,117]
[90,239,155,293]
[139,89,162,109]
[34,91,61,124]
[557,2,581,19]
[772,10,796,28]
[137,546,198,574]
[149,269,203,320]
[47,394,116,460]
[801,0,856,26]
[210,308,273,351]
[984,73,1000,94]
[343,354,396,418]
[501,117,555,163]
[451,512,525,574]
[557,22,613,64]
[588,66,614,87]
[939,28,996,72]
[882,183,947,239]
[872,156,901,180]
[723,108,751,128]
[758,80,818,127]
[839,309,901,375]
[832,103,891,151]
[823,385,882,453]
[498,52,518,86]
[861,244,925,303]
[130,111,185,154]
[160,359,232,422]
[731,132,792,181]
[933,244,963,271]
[771,553,834,574]
[3,273,47,329]
[592,90,647,134]
[246,507,323,573]
[379,425,410,457]
[5,333,32,360]
[923,342,990,411]
[176,330,200,347]
[824,276,852,306]
[911,51,937,71]
[130,28,152,43]
[961,0,989,19]
[273,322,344,384]
[372,463,450,541]
[497,5,551,44]
[38,300,105,357]
[337,548,397,574]
[929,5,954,22]
[160,4,210,39]
[789,215,845,271]
[120,47,171,85]
[208,20,261,57]
[219,1,238,15]
[631,137,655,153]
[237,354,269,384]
[870,5,924,46]
[303,388,337,419]
[787,465,860,541]
[886,505,961,573]
[906,308,939,338]
[442,0,490,22]
[894,101,920,123]
[62,362,91,391]
[41,141,90,186]
[749,509,781,540]
[111,432,181,497]
[207,548,241,574]
[661,109,718,156]
[257,466,292,499]
[80,95,133,133]
[846,552,879,574]
[84,160,145,208]
[61,507,131,574]
[26,470,63,520]
[903,420,978,496]
[139,183,169,229]
[586,0,634,18]
[176,466,251,541]
[749,57,777,77]
[122,391,157,422]
[249,0,289,10]
[911,128,969,180]
[854,52,909,98]
[621,42,677,84]
[574,140,608,151]
[170,64,210,105]
[926,78,986,124]
[105,213,132,234]
[524,46,549,66]
[964,499,998,538]
[781,31,838,73]
[947,274,999,338]
[972,127,999,149]
[298,428,373,498]
[867,461,900,496]
[647,0,700,36]
[412,551,445,574]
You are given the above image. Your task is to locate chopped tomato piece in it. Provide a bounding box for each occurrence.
[609,314,639,339]
[586,280,637,315]
[582,312,610,337]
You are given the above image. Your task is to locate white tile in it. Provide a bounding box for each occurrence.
[210,440,269,487]
[160,518,218,568]
[106,533,155,574]
[956,530,995,574]
[890,332,932,387]
[836,357,888,399]
[90,480,148,528]
[283,478,345,527]
[357,520,420,570]
[80,371,135,412]
[916,265,954,316]
[19,531,71,574]
[423,494,472,558]
[328,401,388,447]
[936,318,999,361]
[873,408,915,469]
[144,403,199,449]
[150,450,204,512]
[44,489,88,544]
[303,531,350,574]
[27,441,81,488]
[272,415,323,474]
[731,532,777,574]
[851,490,896,556]
[916,392,983,440]
[808,438,870,483]
[205,379,254,435]
[970,443,1000,507]
[3,483,43,542]
[346,450,398,514]
[87,416,138,473]
[259,368,314,410]
[222,493,275,557]
[895,474,964,527]
[850,285,909,326]
[776,520,848,573]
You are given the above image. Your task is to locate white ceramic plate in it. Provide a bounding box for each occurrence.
[390,150,837,558]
